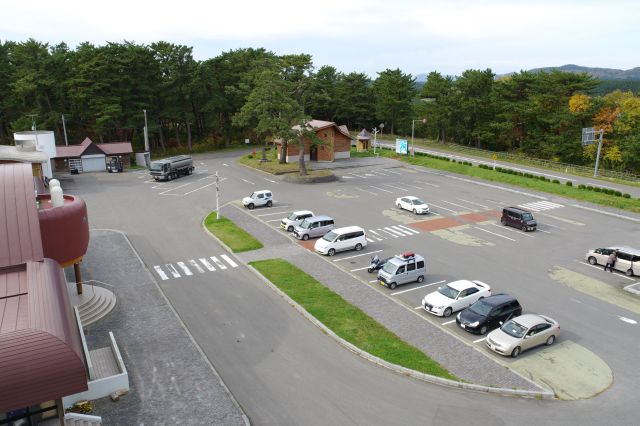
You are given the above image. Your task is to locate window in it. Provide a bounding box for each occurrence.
[266,193,272,197]
[417,260,425,269]
[258,194,264,199]
[397,266,405,274]
[466,288,478,296]
[407,263,416,271]
[617,252,632,262]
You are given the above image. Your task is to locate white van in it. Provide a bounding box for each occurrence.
[377,252,426,290]
[314,226,367,256]
[586,246,639,276]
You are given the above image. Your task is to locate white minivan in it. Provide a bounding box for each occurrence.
[586,246,639,276]
[314,226,367,256]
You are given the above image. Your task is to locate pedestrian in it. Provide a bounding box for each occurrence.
[604,250,617,273]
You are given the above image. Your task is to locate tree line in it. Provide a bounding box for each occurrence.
[1,39,638,172]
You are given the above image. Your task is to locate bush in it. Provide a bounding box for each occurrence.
[615,191,623,197]
[593,187,602,192]
[552,179,560,184]
[578,184,586,189]
[586,185,594,191]
[566,181,573,187]
[623,193,631,198]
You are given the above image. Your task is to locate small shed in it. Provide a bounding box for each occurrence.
[53,138,133,173]
[356,129,371,152]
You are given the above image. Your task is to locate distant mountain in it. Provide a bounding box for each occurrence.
[527,65,640,80]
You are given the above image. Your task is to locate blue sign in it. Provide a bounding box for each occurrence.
[395,139,408,154]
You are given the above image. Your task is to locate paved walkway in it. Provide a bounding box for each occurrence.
[76,230,247,426]
[224,204,542,391]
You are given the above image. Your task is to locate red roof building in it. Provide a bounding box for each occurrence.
[274,120,354,163]
[53,138,133,173]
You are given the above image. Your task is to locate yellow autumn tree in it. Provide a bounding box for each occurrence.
[569,93,591,113]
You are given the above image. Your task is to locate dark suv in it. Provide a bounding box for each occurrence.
[456,294,522,335]
[501,207,536,231]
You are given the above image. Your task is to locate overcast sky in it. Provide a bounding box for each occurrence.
[3,0,638,78]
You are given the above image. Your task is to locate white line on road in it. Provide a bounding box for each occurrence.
[341,175,354,179]
[571,204,640,223]
[189,259,205,273]
[429,203,458,214]
[573,260,636,281]
[211,256,228,269]
[220,255,238,268]
[159,182,193,194]
[351,173,367,178]
[366,237,374,243]
[397,224,420,235]
[257,211,287,217]
[537,228,552,234]
[332,250,383,262]
[379,228,399,238]
[407,185,423,190]
[153,266,169,280]
[368,230,384,241]
[442,319,456,325]
[177,262,193,276]
[355,187,378,196]
[241,179,255,185]
[223,163,229,166]
[181,181,220,196]
[390,280,446,296]
[266,219,282,222]
[473,337,486,343]
[371,186,394,193]
[489,223,533,237]
[166,264,181,278]
[537,221,565,230]
[384,169,402,175]
[264,177,277,183]
[474,226,516,241]
[385,227,407,237]
[417,181,440,188]
[414,306,423,310]
[457,198,489,209]
[199,258,216,271]
[390,226,415,236]
[441,200,474,210]
[351,266,371,272]
[381,183,409,192]
[369,279,378,283]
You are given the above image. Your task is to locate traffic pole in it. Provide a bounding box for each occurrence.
[215,171,220,220]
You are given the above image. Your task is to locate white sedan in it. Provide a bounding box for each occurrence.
[422,280,492,317]
[396,196,429,214]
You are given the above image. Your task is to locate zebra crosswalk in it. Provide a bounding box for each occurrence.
[366,225,420,242]
[518,200,564,212]
[153,254,238,280]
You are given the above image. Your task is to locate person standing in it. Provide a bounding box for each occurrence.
[604,250,617,272]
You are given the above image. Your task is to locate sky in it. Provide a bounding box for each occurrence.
[2,0,639,78]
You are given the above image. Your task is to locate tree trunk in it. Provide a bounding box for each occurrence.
[175,123,182,147]
[298,138,307,176]
[280,140,287,164]
[186,120,192,152]
[158,120,166,151]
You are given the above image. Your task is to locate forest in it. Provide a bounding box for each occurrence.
[1,39,639,172]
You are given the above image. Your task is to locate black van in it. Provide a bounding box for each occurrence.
[501,207,537,231]
[456,294,522,335]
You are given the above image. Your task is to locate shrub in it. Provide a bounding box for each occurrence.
[593,187,602,192]
[578,184,586,189]
[615,191,623,197]
[623,193,631,198]
[552,179,560,184]
[586,185,594,191]
[566,181,573,187]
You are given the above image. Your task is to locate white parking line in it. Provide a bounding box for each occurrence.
[371,170,390,176]
[489,223,533,237]
[379,228,399,238]
[351,266,371,272]
[442,319,456,325]
[257,211,288,217]
[153,266,169,280]
[341,175,354,179]
[390,280,446,295]
[571,204,640,223]
[457,198,488,209]
[181,181,219,196]
[355,187,378,196]
[177,262,193,276]
[397,225,419,235]
[159,182,193,195]
[264,177,277,183]
[429,203,458,214]
[473,337,486,343]
[220,255,238,268]
[199,258,216,271]
[418,181,440,188]
[538,221,565,230]
[366,237,375,243]
[385,227,408,237]
[368,230,384,241]
[390,226,415,236]
[223,163,229,167]
[537,228,552,234]
[351,173,367,178]
[211,256,228,270]
[573,260,636,281]
[266,219,282,223]
[414,306,423,310]
[369,279,378,283]
[189,259,205,273]
[381,183,409,192]
[371,186,394,193]
[241,179,255,185]
[474,226,516,241]
[384,169,402,175]
[332,250,383,262]
[441,200,474,210]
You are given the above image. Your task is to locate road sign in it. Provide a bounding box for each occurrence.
[582,127,596,146]
[492,154,497,161]
[396,139,408,155]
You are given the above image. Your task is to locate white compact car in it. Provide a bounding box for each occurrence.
[281,210,314,232]
[314,226,366,256]
[396,196,429,214]
[422,279,492,317]
[242,190,273,209]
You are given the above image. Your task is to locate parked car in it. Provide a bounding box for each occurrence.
[586,246,639,276]
[281,210,314,232]
[377,252,426,290]
[456,293,522,335]
[396,196,429,214]
[486,314,560,358]
[293,216,335,240]
[242,190,273,209]
[314,226,366,256]
[422,279,492,317]
[501,207,537,231]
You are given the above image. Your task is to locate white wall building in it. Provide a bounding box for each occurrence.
[13,130,56,178]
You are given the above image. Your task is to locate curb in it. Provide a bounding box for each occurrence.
[200,212,555,400]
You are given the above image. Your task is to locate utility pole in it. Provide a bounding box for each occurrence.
[143,109,150,152]
[26,113,39,149]
[215,171,220,220]
[61,114,69,146]
[411,118,426,157]
[593,129,604,177]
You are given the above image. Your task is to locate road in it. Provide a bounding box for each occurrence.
[63,150,640,425]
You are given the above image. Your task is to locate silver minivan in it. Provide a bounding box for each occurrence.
[293,215,335,240]
[377,252,426,290]
[586,246,639,276]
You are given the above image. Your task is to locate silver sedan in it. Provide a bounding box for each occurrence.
[485,314,560,358]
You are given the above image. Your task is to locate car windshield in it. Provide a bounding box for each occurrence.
[149,162,163,171]
[381,262,398,274]
[412,199,425,205]
[522,213,534,221]
[437,285,459,299]
[299,219,312,229]
[322,231,337,242]
[500,320,527,338]
[249,192,257,199]
[287,213,298,220]
[469,299,493,316]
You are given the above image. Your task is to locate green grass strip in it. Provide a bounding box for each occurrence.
[204,213,263,252]
[251,258,457,380]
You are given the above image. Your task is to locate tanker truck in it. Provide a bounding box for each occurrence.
[149,155,195,181]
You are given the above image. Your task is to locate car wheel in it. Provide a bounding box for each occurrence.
[626,269,634,277]
[413,209,417,214]
[417,275,424,283]
[247,203,254,210]
[397,203,402,209]
[168,174,173,181]
[501,219,507,226]
[479,325,488,335]
[546,335,556,346]
[521,224,527,231]
[355,243,362,251]
[302,234,309,241]
[511,346,521,358]
[287,226,294,232]
[266,200,273,207]
[367,268,374,273]
[328,248,336,256]
[443,307,453,318]
[389,282,397,290]
[588,256,597,265]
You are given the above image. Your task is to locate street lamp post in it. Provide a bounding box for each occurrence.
[411,118,426,157]
[373,123,384,155]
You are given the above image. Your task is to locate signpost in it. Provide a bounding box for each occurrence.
[215,171,220,220]
[395,139,408,155]
[582,127,604,177]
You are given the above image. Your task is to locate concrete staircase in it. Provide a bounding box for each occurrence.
[67,283,116,326]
